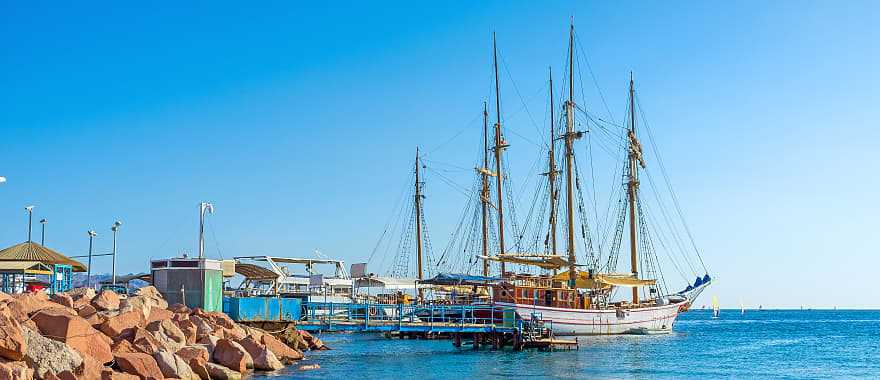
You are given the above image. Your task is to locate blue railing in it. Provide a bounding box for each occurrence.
[301,302,519,332]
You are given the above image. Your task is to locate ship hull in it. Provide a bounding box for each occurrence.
[496,301,684,336]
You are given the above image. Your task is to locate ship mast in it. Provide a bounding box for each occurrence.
[480,102,491,276]
[414,147,425,300]
[492,32,507,275]
[547,68,558,258]
[564,22,578,288]
[626,73,642,305]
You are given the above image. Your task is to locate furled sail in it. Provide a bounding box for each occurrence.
[479,254,573,269]
[594,274,656,287]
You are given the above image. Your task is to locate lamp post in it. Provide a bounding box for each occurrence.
[111,221,122,285]
[25,206,34,242]
[87,230,97,289]
[198,202,214,259]
[40,219,47,246]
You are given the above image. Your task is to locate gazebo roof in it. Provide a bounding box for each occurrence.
[0,242,87,272]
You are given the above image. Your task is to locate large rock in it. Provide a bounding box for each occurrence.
[77,355,106,380]
[233,336,263,360]
[175,346,209,364]
[21,327,83,378]
[113,353,163,380]
[146,319,185,352]
[197,310,235,330]
[10,292,69,320]
[174,318,197,345]
[145,308,172,324]
[168,303,190,314]
[120,287,168,322]
[98,310,142,337]
[67,288,96,305]
[279,326,308,351]
[0,318,26,361]
[235,336,281,370]
[204,362,242,380]
[50,293,75,309]
[100,369,140,380]
[181,355,210,380]
[76,304,97,319]
[261,333,303,363]
[129,328,165,355]
[111,339,137,355]
[154,351,197,380]
[132,286,161,299]
[252,348,283,371]
[0,360,33,380]
[92,290,121,311]
[196,335,219,357]
[32,308,113,364]
[211,339,252,373]
[188,316,214,340]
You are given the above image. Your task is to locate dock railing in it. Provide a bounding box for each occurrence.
[300,302,518,333]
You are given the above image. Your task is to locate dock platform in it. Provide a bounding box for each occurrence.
[234,301,574,351]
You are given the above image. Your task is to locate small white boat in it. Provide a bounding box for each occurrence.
[712,296,720,319]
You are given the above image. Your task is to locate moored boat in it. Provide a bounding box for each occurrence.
[452,21,712,335]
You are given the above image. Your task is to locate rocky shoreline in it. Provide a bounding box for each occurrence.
[0,286,325,379]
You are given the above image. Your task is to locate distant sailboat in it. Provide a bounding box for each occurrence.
[740,300,745,316]
[712,296,720,319]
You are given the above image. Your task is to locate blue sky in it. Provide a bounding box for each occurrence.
[2,1,878,308]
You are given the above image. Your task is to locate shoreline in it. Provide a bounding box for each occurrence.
[0,286,324,379]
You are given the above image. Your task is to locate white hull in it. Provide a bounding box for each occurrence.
[498,301,684,336]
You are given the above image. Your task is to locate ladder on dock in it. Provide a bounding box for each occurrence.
[516,312,579,351]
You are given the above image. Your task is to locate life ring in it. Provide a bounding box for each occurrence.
[368,306,377,317]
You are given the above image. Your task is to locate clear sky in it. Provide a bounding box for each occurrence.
[2,1,878,308]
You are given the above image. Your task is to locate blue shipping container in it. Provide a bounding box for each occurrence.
[223,297,302,321]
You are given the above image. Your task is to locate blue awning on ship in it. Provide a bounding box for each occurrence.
[419,273,502,286]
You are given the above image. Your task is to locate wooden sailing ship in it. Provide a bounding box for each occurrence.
[372,21,712,335]
[470,22,712,335]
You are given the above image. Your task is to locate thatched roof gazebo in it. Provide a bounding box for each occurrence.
[0,242,87,272]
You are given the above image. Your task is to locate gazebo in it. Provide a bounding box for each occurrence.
[0,242,86,293]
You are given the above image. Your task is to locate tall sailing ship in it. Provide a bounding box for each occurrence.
[470,23,711,335]
[373,21,712,335]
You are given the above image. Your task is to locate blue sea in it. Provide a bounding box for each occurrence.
[253,310,880,379]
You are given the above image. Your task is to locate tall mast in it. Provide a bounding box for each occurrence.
[564,21,578,288]
[627,73,641,305]
[492,32,507,275]
[414,147,424,300]
[481,102,491,276]
[548,68,558,258]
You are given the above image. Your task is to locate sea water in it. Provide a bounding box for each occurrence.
[252,310,880,379]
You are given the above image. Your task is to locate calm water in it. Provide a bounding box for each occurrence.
[253,310,880,379]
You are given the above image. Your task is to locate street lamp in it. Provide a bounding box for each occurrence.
[87,230,97,289]
[111,220,122,285]
[25,206,34,242]
[40,219,48,246]
[198,202,214,259]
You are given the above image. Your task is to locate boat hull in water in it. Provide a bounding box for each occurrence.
[497,301,684,336]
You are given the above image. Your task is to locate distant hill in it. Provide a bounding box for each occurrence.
[70,273,149,289]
